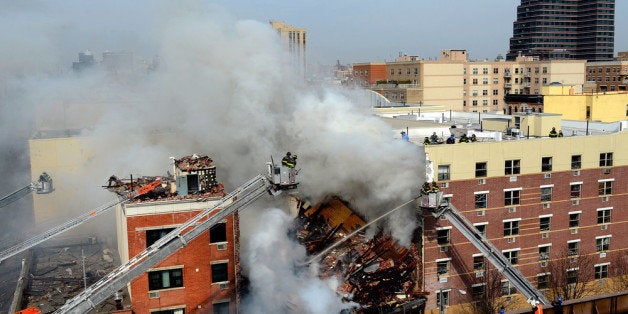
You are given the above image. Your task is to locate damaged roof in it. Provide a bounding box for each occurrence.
[175,154,215,172]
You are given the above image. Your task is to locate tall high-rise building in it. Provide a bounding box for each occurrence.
[270,21,307,75]
[507,0,615,61]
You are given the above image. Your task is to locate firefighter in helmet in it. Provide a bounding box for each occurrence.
[282,152,297,168]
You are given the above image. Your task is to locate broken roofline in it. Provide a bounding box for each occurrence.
[174,154,215,172]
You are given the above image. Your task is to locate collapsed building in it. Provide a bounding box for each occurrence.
[295,198,427,313]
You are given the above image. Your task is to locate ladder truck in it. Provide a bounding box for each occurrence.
[0,172,53,209]
[419,191,550,307]
[50,159,297,313]
[0,179,161,264]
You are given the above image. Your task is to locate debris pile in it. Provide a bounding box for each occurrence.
[295,198,426,313]
[105,154,226,203]
[22,237,126,313]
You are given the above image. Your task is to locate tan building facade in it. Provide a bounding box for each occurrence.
[270,21,307,75]
[356,50,586,113]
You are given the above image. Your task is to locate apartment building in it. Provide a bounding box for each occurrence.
[542,85,628,122]
[354,50,585,113]
[507,0,615,61]
[422,131,627,313]
[270,21,307,75]
[585,60,628,92]
[115,155,239,314]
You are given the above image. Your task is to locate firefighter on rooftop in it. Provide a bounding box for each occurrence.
[282,152,297,168]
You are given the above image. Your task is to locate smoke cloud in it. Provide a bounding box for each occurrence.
[0,1,425,311]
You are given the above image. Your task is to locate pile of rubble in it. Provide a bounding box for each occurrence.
[295,198,426,313]
[22,237,125,313]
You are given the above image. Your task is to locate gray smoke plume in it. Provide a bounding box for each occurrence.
[0,1,425,312]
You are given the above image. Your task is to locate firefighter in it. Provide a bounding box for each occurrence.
[282,152,297,168]
[549,127,558,138]
[470,134,478,142]
[551,297,563,314]
[423,137,430,145]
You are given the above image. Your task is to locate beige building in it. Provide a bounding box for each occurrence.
[270,21,307,75]
[361,50,586,114]
[543,85,628,122]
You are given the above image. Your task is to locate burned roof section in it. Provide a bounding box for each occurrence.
[174,154,215,172]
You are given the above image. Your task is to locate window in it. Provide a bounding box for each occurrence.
[502,280,516,296]
[213,302,230,314]
[406,68,411,75]
[482,89,488,96]
[437,229,450,246]
[436,260,450,276]
[571,155,581,169]
[472,284,485,300]
[475,193,487,209]
[503,250,519,264]
[436,290,450,307]
[567,269,578,284]
[146,228,175,248]
[463,78,467,85]
[540,216,551,231]
[597,208,611,224]
[537,274,549,289]
[472,100,478,106]
[600,153,613,167]
[505,160,520,175]
[482,100,488,106]
[569,212,580,228]
[475,162,487,178]
[503,220,519,236]
[493,78,499,84]
[473,255,485,271]
[473,78,478,85]
[570,183,582,198]
[152,309,185,314]
[541,157,552,172]
[542,78,547,84]
[483,68,489,74]
[541,186,552,202]
[493,68,499,74]
[210,222,227,243]
[474,223,487,236]
[211,262,229,283]
[596,236,610,252]
[542,67,547,74]
[493,89,499,95]
[148,268,184,291]
[504,190,520,206]
[598,180,613,196]
[482,78,488,85]
[539,246,550,260]
[472,68,478,75]
[595,264,609,279]
[438,165,450,180]
[493,99,499,106]
[390,69,394,75]
[568,241,579,256]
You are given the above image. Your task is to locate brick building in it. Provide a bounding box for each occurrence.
[422,131,627,313]
[585,60,628,92]
[115,155,239,314]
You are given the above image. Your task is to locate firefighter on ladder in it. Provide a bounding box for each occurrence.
[282,152,297,168]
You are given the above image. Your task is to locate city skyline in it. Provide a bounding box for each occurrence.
[218,0,628,65]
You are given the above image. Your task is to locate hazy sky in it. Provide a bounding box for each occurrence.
[218,0,628,65]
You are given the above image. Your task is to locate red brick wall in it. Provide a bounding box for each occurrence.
[353,64,387,85]
[126,209,237,313]
[423,165,627,310]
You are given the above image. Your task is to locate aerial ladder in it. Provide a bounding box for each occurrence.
[0,172,53,209]
[0,178,161,264]
[51,160,297,314]
[419,191,550,306]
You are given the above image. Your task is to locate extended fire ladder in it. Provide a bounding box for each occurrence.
[0,173,53,209]
[0,180,160,264]
[54,174,280,313]
[420,192,550,306]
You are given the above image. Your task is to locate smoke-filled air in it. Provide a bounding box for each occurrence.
[0,1,425,312]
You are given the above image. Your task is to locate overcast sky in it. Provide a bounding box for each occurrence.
[218,0,628,65]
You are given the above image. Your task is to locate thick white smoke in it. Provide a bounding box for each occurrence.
[1,1,425,312]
